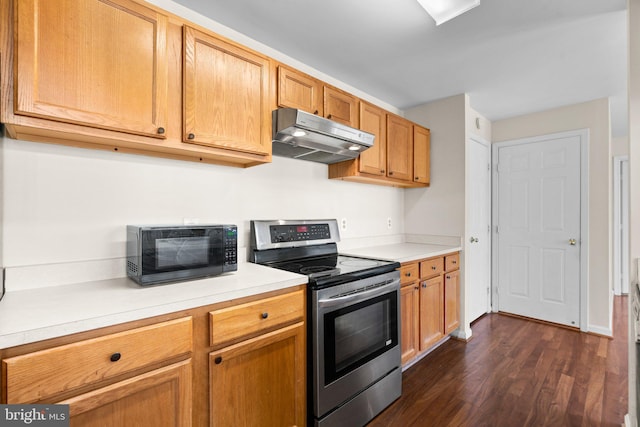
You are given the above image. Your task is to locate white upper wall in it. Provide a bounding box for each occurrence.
[612,135,630,157]
[404,94,467,239]
[0,137,404,274]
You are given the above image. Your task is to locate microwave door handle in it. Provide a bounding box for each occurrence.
[317,279,399,308]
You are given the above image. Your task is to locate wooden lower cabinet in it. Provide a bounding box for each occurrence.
[419,275,444,351]
[60,360,192,427]
[400,252,460,367]
[400,284,419,365]
[0,286,307,427]
[209,322,306,427]
[445,270,461,334]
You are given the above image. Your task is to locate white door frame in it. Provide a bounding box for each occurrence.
[613,155,629,295]
[491,129,589,332]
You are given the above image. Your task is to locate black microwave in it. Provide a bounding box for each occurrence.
[126,225,237,286]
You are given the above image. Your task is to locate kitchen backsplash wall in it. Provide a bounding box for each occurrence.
[1,135,404,290]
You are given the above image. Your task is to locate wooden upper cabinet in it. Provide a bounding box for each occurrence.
[324,86,359,128]
[14,0,168,138]
[277,65,323,115]
[386,114,413,181]
[358,101,387,176]
[183,25,271,156]
[413,125,430,185]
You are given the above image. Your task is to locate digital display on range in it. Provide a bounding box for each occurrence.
[270,224,331,243]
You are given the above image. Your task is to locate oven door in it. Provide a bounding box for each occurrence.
[312,270,401,418]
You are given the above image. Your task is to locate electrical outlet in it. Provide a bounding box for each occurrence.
[340,218,347,231]
[387,217,392,229]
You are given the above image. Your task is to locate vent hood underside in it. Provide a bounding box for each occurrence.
[272,108,375,164]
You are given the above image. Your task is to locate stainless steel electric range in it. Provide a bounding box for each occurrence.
[250,219,402,427]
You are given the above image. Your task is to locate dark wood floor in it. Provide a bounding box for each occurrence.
[369,296,629,427]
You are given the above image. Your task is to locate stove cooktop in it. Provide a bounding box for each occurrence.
[265,254,400,289]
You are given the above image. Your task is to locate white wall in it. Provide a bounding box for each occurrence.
[0,135,404,289]
[403,94,469,338]
[404,94,466,240]
[492,98,612,334]
[612,135,630,157]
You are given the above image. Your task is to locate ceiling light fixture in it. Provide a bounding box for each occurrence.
[416,0,480,25]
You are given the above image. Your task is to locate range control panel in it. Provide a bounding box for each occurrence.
[269,224,331,243]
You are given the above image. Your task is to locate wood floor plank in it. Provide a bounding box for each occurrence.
[368,296,628,427]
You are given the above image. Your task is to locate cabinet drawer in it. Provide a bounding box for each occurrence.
[400,263,419,285]
[210,289,304,347]
[445,253,460,271]
[420,257,444,278]
[3,317,193,403]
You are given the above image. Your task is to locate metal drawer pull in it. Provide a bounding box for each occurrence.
[261,312,269,319]
[110,352,121,362]
[569,238,577,246]
[431,266,437,270]
[214,356,223,365]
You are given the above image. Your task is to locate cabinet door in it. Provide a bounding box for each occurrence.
[413,125,430,185]
[15,0,168,138]
[419,275,444,351]
[400,284,419,366]
[445,270,461,334]
[59,360,192,427]
[183,26,271,156]
[209,322,305,427]
[324,86,358,128]
[387,115,413,181]
[358,101,387,176]
[277,65,323,115]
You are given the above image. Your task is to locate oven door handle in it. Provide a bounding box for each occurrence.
[317,279,399,308]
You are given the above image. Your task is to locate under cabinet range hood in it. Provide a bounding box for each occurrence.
[272,108,374,164]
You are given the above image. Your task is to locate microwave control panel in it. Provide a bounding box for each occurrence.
[224,226,238,267]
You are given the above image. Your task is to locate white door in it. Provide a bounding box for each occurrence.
[467,137,492,322]
[614,157,630,294]
[495,133,581,328]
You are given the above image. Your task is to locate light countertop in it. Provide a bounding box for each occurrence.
[0,262,307,349]
[342,243,462,264]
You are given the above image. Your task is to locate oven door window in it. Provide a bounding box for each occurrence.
[323,292,398,384]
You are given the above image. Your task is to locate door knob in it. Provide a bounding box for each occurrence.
[569,238,577,246]
[470,237,479,243]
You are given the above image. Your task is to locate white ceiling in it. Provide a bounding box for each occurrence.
[173,0,628,137]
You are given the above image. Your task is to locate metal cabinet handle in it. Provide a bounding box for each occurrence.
[187,133,195,140]
[157,127,165,135]
[327,114,332,119]
[405,272,412,277]
[261,312,269,319]
[314,110,319,115]
[470,237,479,243]
[569,238,577,246]
[110,352,121,362]
[214,356,222,365]
[431,265,436,270]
